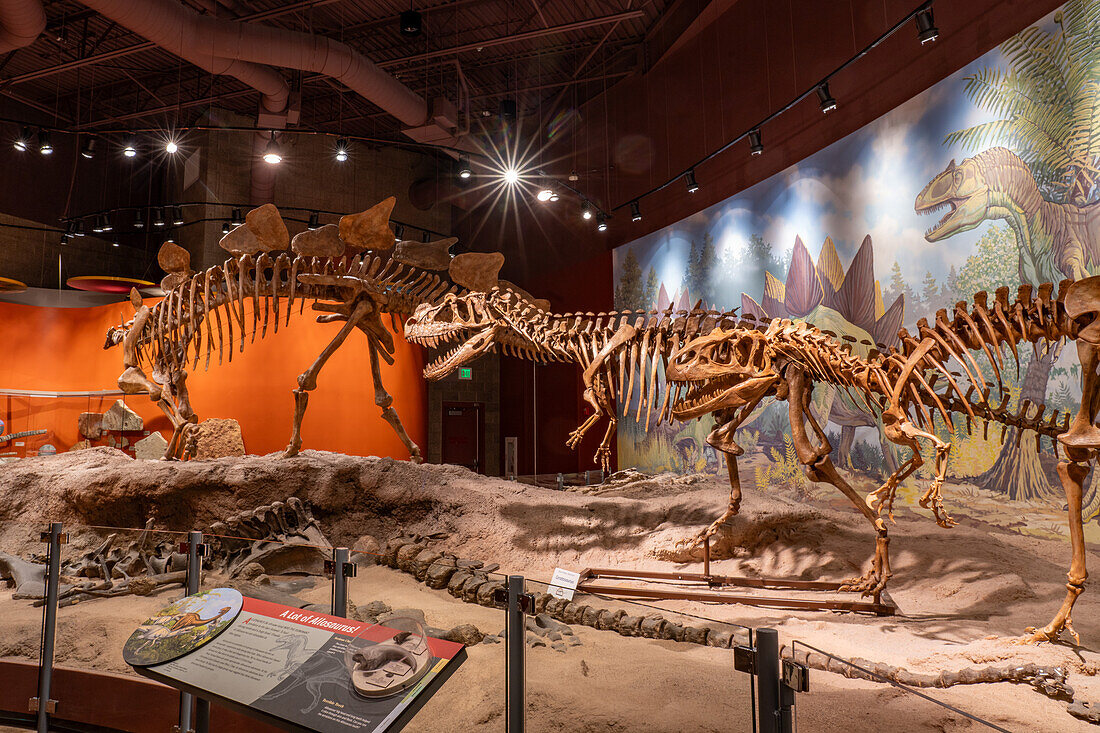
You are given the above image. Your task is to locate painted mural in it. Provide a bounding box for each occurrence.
[612,0,1100,541]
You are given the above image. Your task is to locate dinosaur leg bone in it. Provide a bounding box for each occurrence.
[567,323,636,457]
[1019,454,1089,645]
[283,299,372,458]
[366,337,423,463]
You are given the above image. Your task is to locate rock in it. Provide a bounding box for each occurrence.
[358,600,391,622]
[219,223,262,255]
[101,400,143,432]
[544,597,567,617]
[461,575,487,602]
[290,224,343,257]
[476,580,503,606]
[396,543,425,573]
[596,610,623,631]
[128,577,158,596]
[157,240,191,273]
[425,561,458,589]
[481,562,500,573]
[133,432,169,460]
[237,562,267,581]
[551,641,567,652]
[640,616,666,639]
[448,252,504,292]
[191,419,245,459]
[412,549,445,581]
[245,203,290,252]
[580,607,600,628]
[339,197,395,252]
[706,627,735,649]
[78,412,102,440]
[445,623,484,645]
[534,593,551,614]
[68,440,91,452]
[379,608,426,626]
[455,559,484,570]
[381,538,414,567]
[617,615,643,637]
[392,237,456,270]
[683,626,709,645]
[481,635,500,644]
[548,631,562,641]
[447,570,472,596]
[567,636,582,647]
[529,638,547,649]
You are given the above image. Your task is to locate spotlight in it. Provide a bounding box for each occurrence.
[399,9,422,37]
[94,214,112,233]
[80,137,97,159]
[748,129,763,156]
[502,168,519,185]
[456,155,471,180]
[171,206,184,225]
[630,200,641,222]
[500,99,517,121]
[230,208,244,225]
[123,135,137,158]
[394,224,405,240]
[152,208,166,227]
[596,213,608,232]
[38,130,53,155]
[165,139,179,154]
[262,132,282,164]
[335,137,349,162]
[537,188,554,202]
[685,169,700,194]
[111,241,119,248]
[74,220,86,237]
[308,212,320,230]
[581,200,593,220]
[817,83,837,113]
[13,126,30,152]
[222,222,231,234]
[133,210,145,229]
[916,7,938,44]
[549,191,560,202]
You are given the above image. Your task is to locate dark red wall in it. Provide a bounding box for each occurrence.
[487,0,1065,285]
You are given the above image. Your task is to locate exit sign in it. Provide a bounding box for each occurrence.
[459,367,472,380]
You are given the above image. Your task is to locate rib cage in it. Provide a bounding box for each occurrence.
[137,252,459,373]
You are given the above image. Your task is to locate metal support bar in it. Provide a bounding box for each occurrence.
[34,522,63,733]
[756,628,786,733]
[177,531,205,733]
[195,698,210,733]
[505,575,526,733]
[330,547,351,618]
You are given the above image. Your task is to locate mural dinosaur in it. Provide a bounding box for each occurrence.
[916,146,1100,284]
[667,275,1100,645]
[104,199,506,461]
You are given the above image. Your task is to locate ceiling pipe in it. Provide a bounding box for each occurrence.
[0,0,45,54]
[80,0,430,129]
[80,0,289,114]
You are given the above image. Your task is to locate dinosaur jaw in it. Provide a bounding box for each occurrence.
[916,196,962,241]
[670,375,743,420]
[418,325,499,381]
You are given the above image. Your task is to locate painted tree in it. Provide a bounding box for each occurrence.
[615,248,644,311]
[643,266,659,310]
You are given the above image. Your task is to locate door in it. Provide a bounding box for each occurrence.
[442,402,483,473]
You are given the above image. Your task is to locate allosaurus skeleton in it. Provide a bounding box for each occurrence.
[105,198,510,461]
[405,277,1100,644]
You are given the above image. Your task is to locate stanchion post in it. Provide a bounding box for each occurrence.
[33,521,63,733]
[176,530,206,733]
[505,575,527,733]
[328,547,353,618]
[756,628,781,733]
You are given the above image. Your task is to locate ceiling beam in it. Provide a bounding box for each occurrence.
[376,10,645,68]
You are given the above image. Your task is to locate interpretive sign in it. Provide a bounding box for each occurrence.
[129,591,466,733]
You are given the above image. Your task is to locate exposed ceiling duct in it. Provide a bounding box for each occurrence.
[0,0,45,54]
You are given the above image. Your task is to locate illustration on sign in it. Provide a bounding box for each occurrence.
[123,587,243,666]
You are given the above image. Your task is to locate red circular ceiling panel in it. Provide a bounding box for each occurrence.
[0,276,27,293]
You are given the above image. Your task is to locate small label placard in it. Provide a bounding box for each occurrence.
[548,568,580,601]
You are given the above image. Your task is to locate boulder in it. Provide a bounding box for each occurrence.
[101,400,143,432]
[445,624,484,645]
[191,419,245,459]
[395,543,425,573]
[412,549,444,581]
[77,412,102,440]
[447,570,472,596]
[425,561,458,589]
[352,535,381,565]
[133,432,169,460]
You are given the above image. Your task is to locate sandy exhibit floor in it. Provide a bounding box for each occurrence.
[0,447,1098,731]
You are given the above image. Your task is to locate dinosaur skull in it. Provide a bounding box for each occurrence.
[666,328,779,420]
[914,156,990,241]
[405,292,503,380]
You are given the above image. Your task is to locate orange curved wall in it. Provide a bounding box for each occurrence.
[0,298,426,459]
